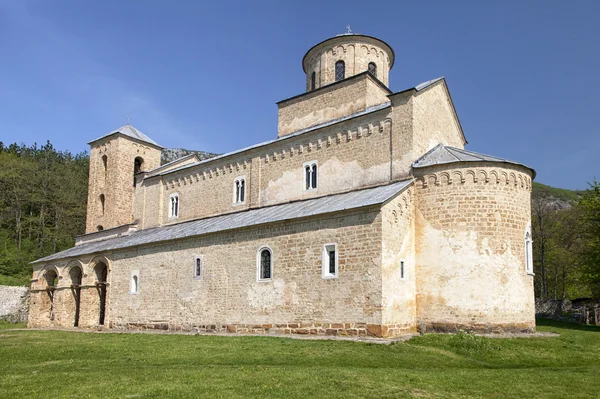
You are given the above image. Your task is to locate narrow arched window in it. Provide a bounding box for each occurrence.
[131,274,139,294]
[304,161,318,190]
[368,62,377,77]
[525,228,533,274]
[99,194,105,215]
[335,61,345,82]
[311,71,316,91]
[169,193,179,218]
[257,247,272,281]
[102,155,108,176]
[194,256,202,279]
[133,157,143,187]
[234,177,246,204]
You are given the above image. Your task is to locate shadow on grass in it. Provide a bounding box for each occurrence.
[536,316,600,332]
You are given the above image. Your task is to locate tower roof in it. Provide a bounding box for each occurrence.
[88,124,163,148]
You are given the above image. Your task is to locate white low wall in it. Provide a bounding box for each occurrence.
[0,285,29,323]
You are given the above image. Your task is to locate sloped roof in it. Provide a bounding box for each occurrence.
[33,179,413,264]
[412,144,535,177]
[89,124,162,148]
[414,77,445,91]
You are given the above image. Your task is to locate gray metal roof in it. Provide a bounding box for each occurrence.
[33,180,413,264]
[415,77,444,92]
[89,124,163,148]
[412,144,535,176]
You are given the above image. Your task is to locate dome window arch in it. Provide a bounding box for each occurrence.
[335,61,345,82]
[368,62,377,78]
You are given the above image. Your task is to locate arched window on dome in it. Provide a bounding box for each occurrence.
[311,71,316,91]
[368,62,377,78]
[335,61,345,82]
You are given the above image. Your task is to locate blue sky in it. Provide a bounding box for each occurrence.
[1,0,598,189]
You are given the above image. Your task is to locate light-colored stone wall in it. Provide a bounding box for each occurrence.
[414,163,535,332]
[29,258,111,328]
[261,110,395,207]
[303,35,393,90]
[86,135,161,233]
[139,107,402,227]
[0,285,29,323]
[278,74,390,137]
[32,207,401,337]
[411,82,466,155]
[381,187,417,335]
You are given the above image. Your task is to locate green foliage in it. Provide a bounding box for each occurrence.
[0,320,599,398]
[532,181,584,203]
[579,179,600,296]
[0,141,88,284]
[531,180,600,299]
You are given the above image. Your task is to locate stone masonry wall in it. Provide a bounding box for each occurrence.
[86,135,161,233]
[412,82,466,156]
[143,106,403,228]
[31,207,397,337]
[304,36,392,90]
[381,187,417,336]
[0,285,29,323]
[29,258,110,328]
[414,162,535,333]
[108,207,385,336]
[278,74,390,136]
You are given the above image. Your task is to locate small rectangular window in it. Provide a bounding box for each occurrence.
[400,260,405,280]
[322,244,338,279]
[194,256,202,279]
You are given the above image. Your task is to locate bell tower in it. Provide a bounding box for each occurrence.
[85,125,162,233]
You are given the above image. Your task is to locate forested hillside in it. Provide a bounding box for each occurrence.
[0,141,598,300]
[0,142,88,285]
[532,180,600,299]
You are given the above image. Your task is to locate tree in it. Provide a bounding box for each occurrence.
[579,179,600,298]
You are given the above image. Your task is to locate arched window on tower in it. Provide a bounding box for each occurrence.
[102,155,108,178]
[133,157,144,187]
[368,62,377,78]
[311,71,316,91]
[335,61,345,82]
[99,194,105,215]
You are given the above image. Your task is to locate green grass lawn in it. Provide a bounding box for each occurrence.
[0,318,598,399]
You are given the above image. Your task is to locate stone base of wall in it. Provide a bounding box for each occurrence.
[419,321,536,334]
[109,321,416,338]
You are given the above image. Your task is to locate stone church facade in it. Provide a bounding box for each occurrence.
[28,33,536,337]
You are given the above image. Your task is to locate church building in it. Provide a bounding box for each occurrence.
[28,33,536,337]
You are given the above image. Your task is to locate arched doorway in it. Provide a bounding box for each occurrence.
[44,269,58,322]
[94,262,108,326]
[69,266,82,327]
